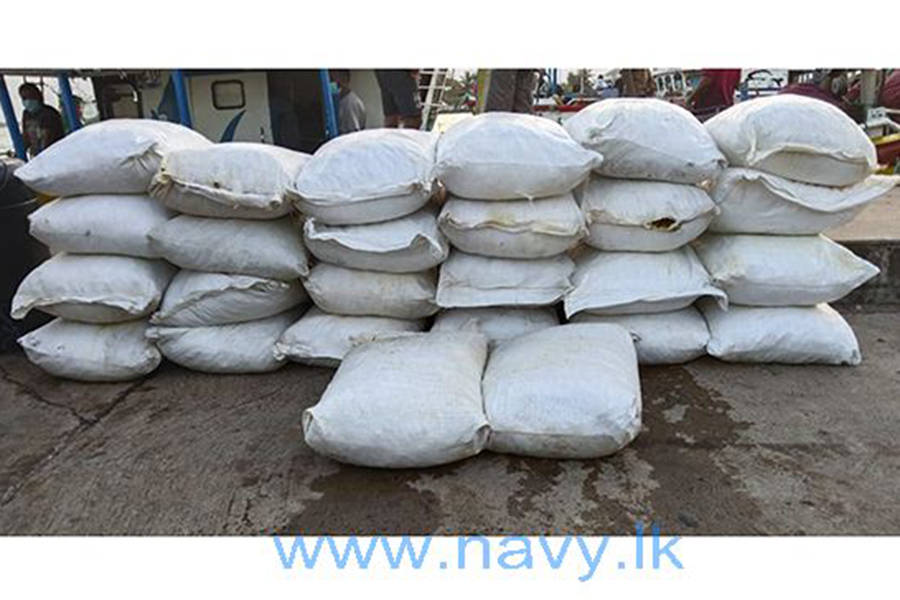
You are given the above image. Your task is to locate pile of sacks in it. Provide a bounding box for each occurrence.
[273,130,447,365]
[695,95,894,365]
[145,142,311,373]
[11,120,207,381]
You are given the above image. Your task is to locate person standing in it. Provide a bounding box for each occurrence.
[476,69,536,113]
[18,83,64,157]
[330,70,367,134]
[616,69,657,98]
[687,69,742,116]
[374,70,422,129]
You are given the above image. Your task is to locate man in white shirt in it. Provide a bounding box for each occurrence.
[331,70,367,134]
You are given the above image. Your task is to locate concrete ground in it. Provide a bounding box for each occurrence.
[1,309,898,536]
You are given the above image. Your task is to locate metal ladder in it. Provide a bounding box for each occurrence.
[419,69,454,130]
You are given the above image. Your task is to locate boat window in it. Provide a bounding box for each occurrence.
[212,80,246,110]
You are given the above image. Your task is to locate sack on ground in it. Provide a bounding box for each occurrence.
[148,215,309,279]
[150,142,310,219]
[303,332,490,468]
[435,112,602,200]
[484,323,641,459]
[692,233,879,306]
[151,270,308,327]
[28,194,173,258]
[572,307,709,364]
[274,307,424,367]
[700,301,861,365]
[565,246,725,317]
[436,251,574,308]
[704,95,877,187]
[303,208,449,273]
[709,168,898,235]
[289,129,436,225]
[14,119,211,195]
[564,98,725,184]
[304,264,437,319]
[18,318,161,382]
[12,254,175,323]
[431,307,559,346]
[578,177,717,252]
[438,193,585,258]
[146,310,298,373]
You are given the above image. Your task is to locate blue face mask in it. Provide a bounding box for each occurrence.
[329,81,339,95]
[23,99,42,113]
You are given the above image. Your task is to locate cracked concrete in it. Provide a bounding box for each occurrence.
[0,310,898,535]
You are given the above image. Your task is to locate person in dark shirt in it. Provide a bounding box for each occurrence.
[18,83,64,157]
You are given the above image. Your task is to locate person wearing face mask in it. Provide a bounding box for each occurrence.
[329,70,367,134]
[18,83,64,157]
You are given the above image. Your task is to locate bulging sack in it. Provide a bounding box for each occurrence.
[704,95,877,187]
[303,332,490,468]
[579,177,717,252]
[431,307,559,346]
[564,98,725,184]
[19,318,161,382]
[436,251,574,308]
[438,193,586,258]
[692,233,879,306]
[700,301,861,365]
[12,254,175,323]
[151,270,308,327]
[150,142,310,220]
[14,119,211,196]
[289,129,436,225]
[571,307,709,365]
[148,215,309,279]
[485,323,641,459]
[304,264,438,319]
[709,168,898,235]
[274,307,424,367]
[303,208,449,273]
[565,246,726,317]
[435,112,602,200]
[146,310,298,373]
[28,194,174,258]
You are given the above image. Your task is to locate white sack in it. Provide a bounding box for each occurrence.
[485,323,641,459]
[692,233,879,306]
[704,95,877,186]
[146,310,298,373]
[572,307,709,365]
[18,318,161,382]
[274,307,424,366]
[435,112,602,200]
[436,251,574,308]
[12,253,175,323]
[565,246,726,317]
[148,215,309,279]
[28,194,173,258]
[151,270,308,327]
[438,193,586,258]
[579,177,717,252]
[700,302,861,365]
[289,129,436,225]
[150,142,310,219]
[431,307,560,345]
[14,119,211,195]
[563,98,725,184]
[303,332,490,468]
[303,208,449,273]
[304,264,438,318]
[709,168,898,235]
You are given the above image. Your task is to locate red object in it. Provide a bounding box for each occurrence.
[880,70,900,109]
[694,69,742,110]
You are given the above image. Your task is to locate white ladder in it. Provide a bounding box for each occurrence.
[419,69,454,130]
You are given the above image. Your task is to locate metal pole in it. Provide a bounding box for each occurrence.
[0,75,27,160]
[319,69,338,139]
[57,72,81,132]
[172,69,193,128]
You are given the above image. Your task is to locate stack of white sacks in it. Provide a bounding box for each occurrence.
[562,99,728,364]
[11,120,208,381]
[145,142,312,373]
[429,113,600,345]
[274,129,448,365]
